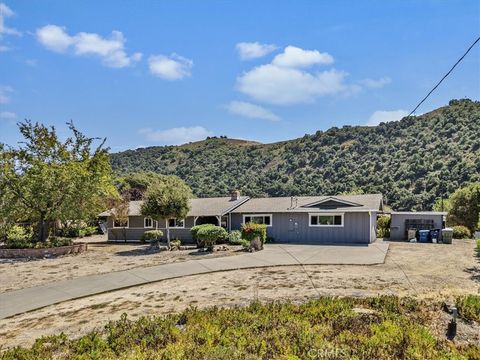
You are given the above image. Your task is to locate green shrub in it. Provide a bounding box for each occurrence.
[191,224,210,243]
[170,239,182,250]
[1,296,474,359]
[377,215,391,238]
[4,225,35,249]
[457,295,480,322]
[241,222,267,243]
[47,237,73,247]
[191,224,223,247]
[62,225,98,238]
[227,230,243,245]
[195,224,227,251]
[452,225,471,239]
[141,230,164,243]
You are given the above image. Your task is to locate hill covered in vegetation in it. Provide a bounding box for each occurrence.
[111,99,480,211]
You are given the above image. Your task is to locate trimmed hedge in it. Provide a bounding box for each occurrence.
[194,224,227,251]
[141,230,164,243]
[241,222,267,243]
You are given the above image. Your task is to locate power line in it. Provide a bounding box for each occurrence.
[407,35,480,118]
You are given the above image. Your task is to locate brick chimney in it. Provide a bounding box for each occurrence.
[231,190,241,201]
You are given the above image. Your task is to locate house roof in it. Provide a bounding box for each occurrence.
[391,211,447,216]
[231,194,383,213]
[99,196,250,217]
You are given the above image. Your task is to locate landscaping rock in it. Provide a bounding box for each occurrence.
[249,237,263,251]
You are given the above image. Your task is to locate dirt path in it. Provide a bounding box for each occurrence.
[0,235,242,292]
[1,240,478,349]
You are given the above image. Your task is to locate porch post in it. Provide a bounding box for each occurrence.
[194,216,198,226]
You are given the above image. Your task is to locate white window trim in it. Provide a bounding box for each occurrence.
[113,217,129,228]
[144,217,153,228]
[242,214,273,227]
[309,213,344,227]
[168,218,185,229]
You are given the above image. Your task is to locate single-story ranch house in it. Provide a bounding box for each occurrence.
[100,192,384,244]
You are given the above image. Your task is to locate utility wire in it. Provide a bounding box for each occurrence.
[407,35,480,118]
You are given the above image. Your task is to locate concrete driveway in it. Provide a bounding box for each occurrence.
[0,242,388,319]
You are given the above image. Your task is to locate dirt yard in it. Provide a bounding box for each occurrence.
[1,239,478,349]
[0,235,243,292]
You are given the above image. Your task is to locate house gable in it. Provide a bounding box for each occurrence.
[302,197,363,210]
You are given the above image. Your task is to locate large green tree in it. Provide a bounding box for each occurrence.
[141,176,192,248]
[443,182,480,232]
[0,121,117,241]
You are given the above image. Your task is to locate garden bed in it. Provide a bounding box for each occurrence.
[0,243,88,259]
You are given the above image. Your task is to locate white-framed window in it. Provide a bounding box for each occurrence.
[144,217,153,228]
[243,214,272,227]
[113,218,129,228]
[309,213,344,227]
[168,218,185,228]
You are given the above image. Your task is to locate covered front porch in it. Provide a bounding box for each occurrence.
[193,215,229,230]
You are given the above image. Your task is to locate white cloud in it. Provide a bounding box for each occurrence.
[235,42,277,60]
[0,111,16,119]
[0,85,13,104]
[226,101,280,121]
[272,46,334,68]
[366,110,408,126]
[0,44,9,51]
[148,54,193,80]
[359,77,391,89]
[36,25,73,52]
[138,126,211,145]
[237,64,354,105]
[235,45,361,105]
[0,3,20,37]
[36,25,141,68]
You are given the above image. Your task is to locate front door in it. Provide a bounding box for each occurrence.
[287,218,299,243]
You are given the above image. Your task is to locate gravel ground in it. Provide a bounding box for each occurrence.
[0,234,243,292]
[0,239,478,349]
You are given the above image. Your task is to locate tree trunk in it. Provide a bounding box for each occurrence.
[37,217,49,242]
[166,222,171,250]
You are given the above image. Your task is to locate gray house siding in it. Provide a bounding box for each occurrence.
[390,213,445,241]
[107,216,196,242]
[231,212,372,244]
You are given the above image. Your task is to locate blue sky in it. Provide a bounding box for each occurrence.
[0,1,479,151]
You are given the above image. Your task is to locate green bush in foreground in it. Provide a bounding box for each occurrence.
[452,225,472,239]
[457,294,480,322]
[1,296,478,359]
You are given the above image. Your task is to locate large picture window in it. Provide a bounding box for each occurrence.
[113,218,129,228]
[309,214,343,227]
[243,214,272,227]
[168,218,185,228]
[144,217,153,228]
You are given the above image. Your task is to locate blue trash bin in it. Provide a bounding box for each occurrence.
[430,229,440,243]
[418,230,430,243]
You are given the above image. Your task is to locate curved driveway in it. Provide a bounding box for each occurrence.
[0,243,388,319]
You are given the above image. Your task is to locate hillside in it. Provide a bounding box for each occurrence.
[111,99,480,211]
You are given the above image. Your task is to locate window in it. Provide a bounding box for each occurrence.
[113,218,128,228]
[168,218,185,228]
[144,217,153,228]
[243,214,272,227]
[309,214,343,227]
